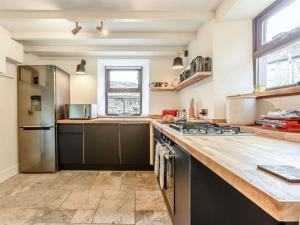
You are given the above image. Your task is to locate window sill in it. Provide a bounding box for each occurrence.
[229,86,300,99]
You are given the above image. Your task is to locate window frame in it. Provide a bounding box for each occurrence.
[105,66,143,116]
[253,0,300,89]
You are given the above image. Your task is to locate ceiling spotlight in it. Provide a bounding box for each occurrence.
[76,59,86,75]
[96,21,109,35]
[72,21,82,35]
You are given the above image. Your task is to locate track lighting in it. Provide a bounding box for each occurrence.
[96,21,109,35]
[72,22,82,35]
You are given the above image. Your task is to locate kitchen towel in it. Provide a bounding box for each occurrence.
[159,147,166,189]
[154,142,162,178]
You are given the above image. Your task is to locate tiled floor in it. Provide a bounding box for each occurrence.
[0,171,172,225]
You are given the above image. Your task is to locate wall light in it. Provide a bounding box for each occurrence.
[76,60,86,75]
[172,50,188,70]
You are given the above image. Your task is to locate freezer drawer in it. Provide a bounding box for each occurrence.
[18,126,56,172]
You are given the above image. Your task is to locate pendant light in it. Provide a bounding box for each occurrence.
[172,50,188,70]
[76,60,86,75]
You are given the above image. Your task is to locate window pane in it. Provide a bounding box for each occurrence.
[107,92,141,115]
[109,70,139,89]
[262,0,300,44]
[257,40,300,89]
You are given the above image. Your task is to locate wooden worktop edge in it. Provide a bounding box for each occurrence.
[152,121,300,222]
[57,119,152,124]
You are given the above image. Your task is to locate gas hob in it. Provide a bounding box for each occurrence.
[168,121,252,136]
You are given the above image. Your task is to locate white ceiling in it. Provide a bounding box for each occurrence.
[1,20,204,33]
[0,0,273,58]
[0,0,224,57]
[0,0,222,11]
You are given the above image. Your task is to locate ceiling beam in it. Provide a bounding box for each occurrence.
[0,10,215,22]
[12,32,196,41]
[24,45,185,52]
[24,45,185,57]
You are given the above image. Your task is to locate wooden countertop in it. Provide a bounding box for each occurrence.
[57,118,152,124]
[152,121,300,222]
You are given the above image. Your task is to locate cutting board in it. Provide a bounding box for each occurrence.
[257,165,300,183]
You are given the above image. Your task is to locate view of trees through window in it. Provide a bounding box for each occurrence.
[106,68,142,115]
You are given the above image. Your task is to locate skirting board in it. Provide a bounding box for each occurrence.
[0,163,18,183]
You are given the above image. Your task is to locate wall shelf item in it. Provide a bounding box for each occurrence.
[149,71,213,92]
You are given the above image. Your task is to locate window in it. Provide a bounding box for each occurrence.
[254,0,300,90]
[105,67,142,115]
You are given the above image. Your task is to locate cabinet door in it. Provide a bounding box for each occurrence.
[190,157,295,225]
[84,124,120,165]
[174,145,191,225]
[120,124,150,165]
[58,124,83,165]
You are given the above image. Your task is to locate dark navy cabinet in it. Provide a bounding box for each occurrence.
[57,124,83,167]
[120,124,150,166]
[189,156,297,225]
[57,123,151,170]
[84,124,120,165]
[174,145,191,225]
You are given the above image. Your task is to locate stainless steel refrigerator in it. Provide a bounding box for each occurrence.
[17,65,70,172]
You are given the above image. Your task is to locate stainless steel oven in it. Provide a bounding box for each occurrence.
[161,136,175,215]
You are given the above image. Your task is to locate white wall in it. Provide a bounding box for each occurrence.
[25,56,180,115]
[179,20,253,120]
[0,62,18,182]
[0,26,23,182]
[212,19,253,119]
[149,58,180,114]
[256,96,300,119]
[179,21,215,118]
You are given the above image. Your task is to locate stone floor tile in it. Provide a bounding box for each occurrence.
[136,191,166,211]
[0,208,36,225]
[91,174,122,191]
[135,210,172,225]
[121,172,158,192]
[93,190,135,224]
[0,189,71,209]
[27,209,76,223]
[50,172,98,191]
[70,209,95,223]
[61,190,103,209]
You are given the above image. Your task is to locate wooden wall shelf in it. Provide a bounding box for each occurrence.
[175,71,212,91]
[228,86,300,99]
[150,87,175,91]
[255,86,300,99]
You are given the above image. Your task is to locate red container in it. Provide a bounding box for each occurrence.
[162,110,178,117]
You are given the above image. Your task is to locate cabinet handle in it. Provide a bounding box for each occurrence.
[20,126,54,130]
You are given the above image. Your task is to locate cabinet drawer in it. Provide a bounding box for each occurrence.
[58,124,83,133]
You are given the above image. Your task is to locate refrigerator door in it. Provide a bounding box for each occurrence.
[18,65,56,172]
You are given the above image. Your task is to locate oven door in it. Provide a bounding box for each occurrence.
[164,148,175,215]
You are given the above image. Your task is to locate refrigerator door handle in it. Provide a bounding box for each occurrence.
[20,126,54,130]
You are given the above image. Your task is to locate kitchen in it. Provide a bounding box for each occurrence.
[0,0,300,224]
